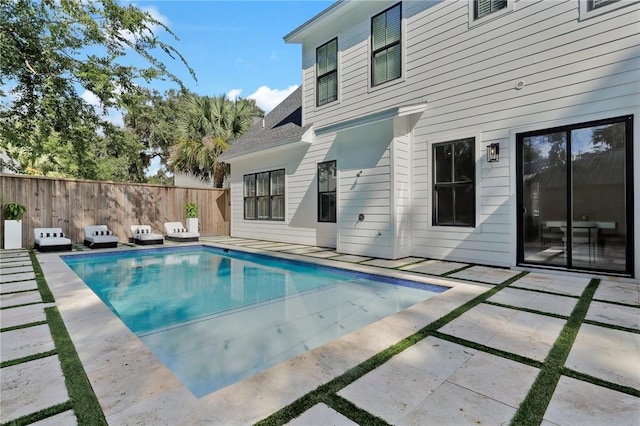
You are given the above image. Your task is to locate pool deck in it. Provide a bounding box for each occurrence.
[1,236,639,425]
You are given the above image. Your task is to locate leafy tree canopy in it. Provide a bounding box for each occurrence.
[170,94,262,187]
[0,0,195,179]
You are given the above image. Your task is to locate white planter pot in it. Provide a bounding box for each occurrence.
[186,217,199,233]
[4,220,23,249]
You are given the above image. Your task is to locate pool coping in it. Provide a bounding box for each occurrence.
[37,242,492,424]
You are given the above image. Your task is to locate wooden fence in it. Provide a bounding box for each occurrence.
[1,174,230,249]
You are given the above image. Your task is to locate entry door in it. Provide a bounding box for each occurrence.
[516,115,634,275]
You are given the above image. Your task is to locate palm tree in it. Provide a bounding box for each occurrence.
[170,94,260,187]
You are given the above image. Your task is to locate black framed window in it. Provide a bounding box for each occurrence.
[433,138,475,226]
[243,169,285,221]
[318,161,336,222]
[317,38,338,106]
[588,0,619,10]
[474,0,507,20]
[371,3,401,86]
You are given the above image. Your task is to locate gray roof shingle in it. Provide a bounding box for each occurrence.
[220,87,311,161]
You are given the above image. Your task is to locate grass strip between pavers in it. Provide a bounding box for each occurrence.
[1,320,48,333]
[46,306,107,425]
[561,367,640,397]
[29,250,54,303]
[254,271,529,426]
[509,278,600,426]
[324,394,390,426]
[1,401,73,426]
[0,350,58,369]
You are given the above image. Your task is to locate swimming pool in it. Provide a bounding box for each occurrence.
[63,246,446,397]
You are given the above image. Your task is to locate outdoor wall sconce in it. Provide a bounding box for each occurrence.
[358,213,365,221]
[356,170,363,177]
[487,143,500,162]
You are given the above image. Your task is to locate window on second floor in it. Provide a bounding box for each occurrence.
[318,161,336,222]
[474,0,507,20]
[317,38,338,106]
[588,0,619,11]
[244,169,285,221]
[371,3,401,87]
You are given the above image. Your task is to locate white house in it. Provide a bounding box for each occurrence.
[220,0,640,278]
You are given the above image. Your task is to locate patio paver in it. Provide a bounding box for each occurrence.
[510,273,590,297]
[361,257,425,269]
[585,300,640,329]
[0,324,55,363]
[0,303,47,330]
[0,265,34,275]
[593,280,640,305]
[339,337,477,424]
[304,250,339,258]
[0,271,36,283]
[399,259,469,275]
[286,404,358,426]
[0,356,69,424]
[565,323,640,389]
[487,287,579,317]
[331,254,373,263]
[438,304,566,361]
[0,260,33,268]
[0,290,42,308]
[30,410,77,426]
[1,279,38,294]
[448,265,521,284]
[544,376,640,426]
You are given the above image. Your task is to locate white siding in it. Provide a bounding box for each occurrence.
[336,120,394,258]
[292,0,639,268]
[229,0,639,273]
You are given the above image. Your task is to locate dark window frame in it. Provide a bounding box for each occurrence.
[474,0,508,20]
[432,138,476,227]
[515,115,634,276]
[243,169,285,221]
[371,3,402,87]
[316,38,338,107]
[317,160,337,223]
[588,0,619,11]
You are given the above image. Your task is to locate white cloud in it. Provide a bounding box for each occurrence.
[81,90,101,107]
[248,85,298,113]
[80,90,123,127]
[227,88,242,101]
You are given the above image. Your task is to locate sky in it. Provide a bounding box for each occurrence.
[127,0,334,113]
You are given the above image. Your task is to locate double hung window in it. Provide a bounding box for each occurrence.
[588,0,619,10]
[318,161,336,222]
[371,3,401,86]
[474,0,507,20]
[317,38,338,106]
[244,169,285,221]
[433,138,475,227]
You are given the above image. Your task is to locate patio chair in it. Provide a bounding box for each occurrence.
[163,222,199,242]
[129,225,164,245]
[33,228,72,252]
[83,225,119,249]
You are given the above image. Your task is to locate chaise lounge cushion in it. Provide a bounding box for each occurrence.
[130,225,164,245]
[163,222,199,242]
[83,225,118,248]
[34,228,72,252]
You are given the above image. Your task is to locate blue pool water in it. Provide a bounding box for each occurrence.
[63,246,446,397]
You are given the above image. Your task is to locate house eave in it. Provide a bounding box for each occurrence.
[284,0,351,43]
[220,127,314,163]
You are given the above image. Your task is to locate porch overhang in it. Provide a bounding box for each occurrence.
[220,127,314,163]
[315,103,427,136]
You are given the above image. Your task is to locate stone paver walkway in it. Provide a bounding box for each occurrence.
[1,239,639,425]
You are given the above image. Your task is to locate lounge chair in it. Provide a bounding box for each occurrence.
[34,228,72,252]
[163,222,199,242]
[83,225,118,249]
[130,225,164,245]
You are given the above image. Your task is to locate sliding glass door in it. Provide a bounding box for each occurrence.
[517,115,634,275]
